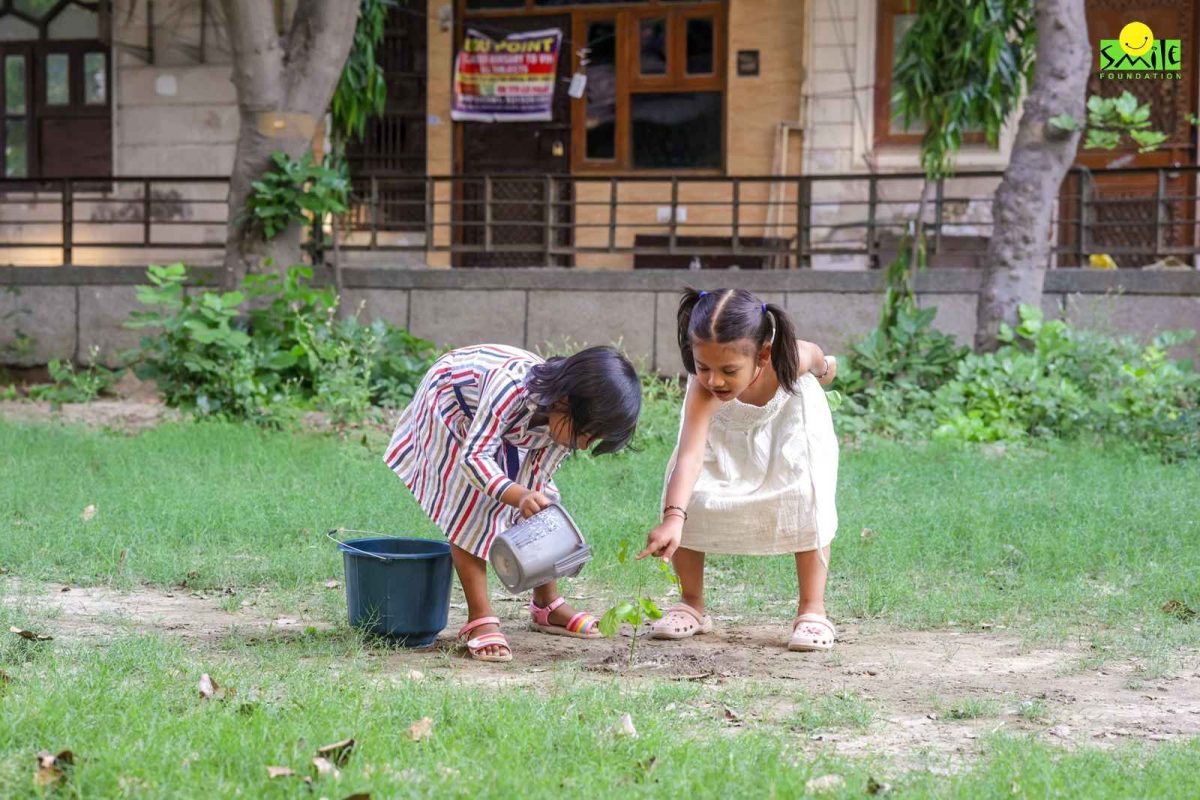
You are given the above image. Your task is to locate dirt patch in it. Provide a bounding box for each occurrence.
[2,580,330,640]
[0,400,179,433]
[6,579,1199,767]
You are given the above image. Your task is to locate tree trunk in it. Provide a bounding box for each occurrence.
[218,0,359,290]
[975,0,1091,351]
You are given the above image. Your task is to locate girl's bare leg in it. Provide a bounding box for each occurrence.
[452,545,506,657]
[673,547,707,612]
[795,546,831,618]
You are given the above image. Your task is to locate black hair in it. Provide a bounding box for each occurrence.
[526,345,641,454]
[676,287,802,393]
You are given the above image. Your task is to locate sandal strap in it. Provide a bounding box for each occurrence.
[793,614,836,637]
[566,612,597,634]
[664,603,705,625]
[466,632,510,652]
[528,596,566,626]
[458,616,500,639]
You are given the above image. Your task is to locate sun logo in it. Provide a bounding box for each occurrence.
[1118,21,1153,57]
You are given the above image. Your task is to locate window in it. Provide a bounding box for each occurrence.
[874,0,983,147]
[572,2,725,171]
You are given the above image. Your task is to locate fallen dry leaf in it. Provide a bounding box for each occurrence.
[316,738,355,767]
[867,776,892,795]
[10,626,52,641]
[324,579,341,589]
[1161,599,1196,621]
[342,794,372,800]
[35,749,75,789]
[1049,725,1072,739]
[405,669,425,681]
[722,705,742,725]
[312,756,340,778]
[81,504,97,522]
[266,766,295,779]
[198,673,234,701]
[861,527,876,541]
[617,713,638,738]
[805,774,845,794]
[406,717,434,742]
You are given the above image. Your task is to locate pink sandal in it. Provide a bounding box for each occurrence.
[457,616,512,662]
[649,603,713,640]
[789,613,836,652]
[528,597,601,639]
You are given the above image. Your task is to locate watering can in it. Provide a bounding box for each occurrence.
[488,504,592,594]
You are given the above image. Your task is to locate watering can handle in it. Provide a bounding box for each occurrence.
[326,528,391,562]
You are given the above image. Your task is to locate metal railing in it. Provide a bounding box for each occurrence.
[0,165,1196,268]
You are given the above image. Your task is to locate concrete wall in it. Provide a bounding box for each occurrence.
[4,267,1197,371]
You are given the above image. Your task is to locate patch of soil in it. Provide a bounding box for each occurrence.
[2,580,330,640]
[7,579,1199,767]
[0,400,178,433]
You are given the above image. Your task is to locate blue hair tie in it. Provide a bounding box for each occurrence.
[698,291,708,299]
[761,303,768,313]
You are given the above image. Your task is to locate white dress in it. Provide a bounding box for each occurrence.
[662,373,839,555]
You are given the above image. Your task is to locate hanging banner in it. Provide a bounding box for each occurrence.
[451,27,562,123]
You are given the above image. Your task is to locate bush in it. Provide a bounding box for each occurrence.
[25,349,119,407]
[838,303,1200,461]
[125,263,439,424]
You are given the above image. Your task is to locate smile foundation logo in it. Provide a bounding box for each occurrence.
[1098,21,1182,79]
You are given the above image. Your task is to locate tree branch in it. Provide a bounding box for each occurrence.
[284,0,361,108]
[217,0,284,109]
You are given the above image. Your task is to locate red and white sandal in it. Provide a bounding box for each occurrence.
[528,597,602,639]
[789,613,836,652]
[649,603,714,640]
[457,616,513,662]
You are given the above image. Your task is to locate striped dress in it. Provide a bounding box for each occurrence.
[383,345,572,558]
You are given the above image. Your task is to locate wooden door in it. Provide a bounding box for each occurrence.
[456,14,574,267]
[36,42,111,179]
[1060,1,1198,267]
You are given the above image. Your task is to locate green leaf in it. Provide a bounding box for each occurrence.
[598,607,622,638]
[1048,113,1080,132]
[639,597,663,621]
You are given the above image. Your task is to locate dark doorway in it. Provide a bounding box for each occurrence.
[346,0,428,231]
[456,14,573,267]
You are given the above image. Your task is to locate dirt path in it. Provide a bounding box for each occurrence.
[6,578,1198,768]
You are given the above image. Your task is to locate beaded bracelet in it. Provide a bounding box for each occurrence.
[663,505,688,521]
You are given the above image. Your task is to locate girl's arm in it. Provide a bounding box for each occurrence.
[459,368,542,514]
[798,339,837,386]
[637,379,718,561]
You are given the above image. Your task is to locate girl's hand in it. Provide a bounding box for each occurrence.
[815,355,838,386]
[637,519,683,562]
[517,490,553,519]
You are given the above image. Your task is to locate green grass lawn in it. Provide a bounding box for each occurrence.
[2,415,1199,797]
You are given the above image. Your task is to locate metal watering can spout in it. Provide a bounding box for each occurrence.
[488,504,593,594]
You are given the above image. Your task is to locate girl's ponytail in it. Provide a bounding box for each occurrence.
[676,287,707,374]
[764,303,801,392]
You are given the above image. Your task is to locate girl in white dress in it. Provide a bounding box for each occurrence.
[639,288,840,651]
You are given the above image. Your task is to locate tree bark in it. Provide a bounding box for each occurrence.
[975,0,1091,351]
[218,0,359,290]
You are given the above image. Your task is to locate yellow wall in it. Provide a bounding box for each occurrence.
[427,1,455,267]
[425,0,806,269]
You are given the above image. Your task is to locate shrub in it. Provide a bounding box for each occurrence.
[125,263,439,424]
[837,303,1199,461]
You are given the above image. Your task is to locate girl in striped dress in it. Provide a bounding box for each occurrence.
[384,344,641,662]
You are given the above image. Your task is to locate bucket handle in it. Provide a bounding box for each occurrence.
[326,528,394,562]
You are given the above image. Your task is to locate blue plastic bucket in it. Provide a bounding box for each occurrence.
[329,530,452,648]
